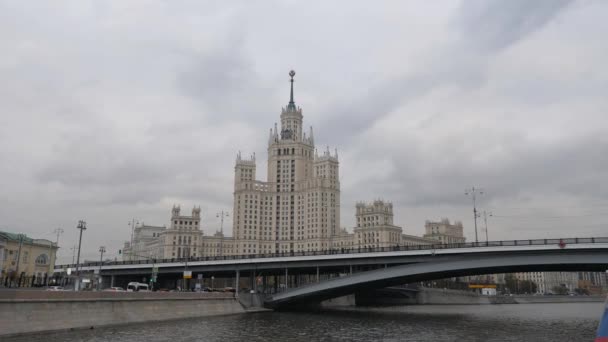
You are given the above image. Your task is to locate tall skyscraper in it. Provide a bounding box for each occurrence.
[232,70,340,254]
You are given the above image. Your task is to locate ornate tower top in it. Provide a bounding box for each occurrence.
[287,70,296,111]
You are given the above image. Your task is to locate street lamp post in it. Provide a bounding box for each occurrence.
[75,220,87,291]
[483,211,492,244]
[14,234,24,287]
[465,187,484,243]
[47,228,63,286]
[98,246,105,291]
[216,211,229,257]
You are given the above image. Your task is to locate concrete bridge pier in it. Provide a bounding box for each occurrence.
[262,274,267,293]
[235,270,239,297]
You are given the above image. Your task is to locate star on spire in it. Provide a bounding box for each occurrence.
[287,70,296,111]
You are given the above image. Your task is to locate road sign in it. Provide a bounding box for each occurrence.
[197,274,203,280]
[183,271,192,279]
[152,266,159,273]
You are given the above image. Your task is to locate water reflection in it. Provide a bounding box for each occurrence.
[4,303,603,342]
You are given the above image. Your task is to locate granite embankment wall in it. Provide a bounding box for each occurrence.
[353,287,509,306]
[0,291,246,337]
[513,295,605,304]
[338,287,605,307]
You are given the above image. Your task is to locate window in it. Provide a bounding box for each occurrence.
[35,254,49,265]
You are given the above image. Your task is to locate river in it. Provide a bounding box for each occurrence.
[3,302,603,341]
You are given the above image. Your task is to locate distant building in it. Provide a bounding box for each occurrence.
[231,70,340,255]
[0,231,58,285]
[122,224,166,261]
[545,272,578,293]
[161,205,204,259]
[354,200,403,249]
[121,72,461,260]
[340,200,435,250]
[123,200,441,261]
[516,272,547,294]
[423,218,466,244]
[578,271,608,295]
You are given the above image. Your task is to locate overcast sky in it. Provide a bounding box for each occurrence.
[1,0,607,263]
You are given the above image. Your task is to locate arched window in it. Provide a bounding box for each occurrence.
[35,254,49,265]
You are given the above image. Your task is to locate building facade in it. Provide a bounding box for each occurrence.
[0,231,58,285]
[232,70,340,255]
[423,218,466,244]
[122,224,166,261]
[122,72,458,261]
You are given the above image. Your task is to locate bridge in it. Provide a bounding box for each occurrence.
[53,237,608,308]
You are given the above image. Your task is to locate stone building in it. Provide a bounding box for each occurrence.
[423,218,466,244]
[515,272,547,294]
[329,200,435,251]
[122,224,166,261]
[201,231,235,257]
[352,200,434,248]
[232,70,340,255]
[0,231,58,284]
[122,72,459,261]
[354,200,400,249]
[160,205,204,259]
[577,271,608,295]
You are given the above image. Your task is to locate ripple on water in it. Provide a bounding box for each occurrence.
[2,302,602,342]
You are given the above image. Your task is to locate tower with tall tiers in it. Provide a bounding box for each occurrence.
[233,70,340,254]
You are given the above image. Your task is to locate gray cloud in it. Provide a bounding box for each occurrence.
[1,0,607,262]
[456,0,574,51]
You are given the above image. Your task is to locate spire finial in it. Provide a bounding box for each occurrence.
[288,70,296,110]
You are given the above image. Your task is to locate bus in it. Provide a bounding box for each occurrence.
[127,282,149,292]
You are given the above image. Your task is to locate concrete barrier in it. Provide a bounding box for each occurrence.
[0,291,246,337]
[513,295,605,304]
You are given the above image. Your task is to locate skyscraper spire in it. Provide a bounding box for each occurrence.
[287,70,296,111]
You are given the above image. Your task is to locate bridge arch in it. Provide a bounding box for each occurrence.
[265,250,608,309]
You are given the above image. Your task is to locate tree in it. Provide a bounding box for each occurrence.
[504,274,517,294]
[552,285,569,295]
[519,280,538,294]
[503,274,538,294]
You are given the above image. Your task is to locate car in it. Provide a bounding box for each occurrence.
[103,287,125,292]
[46,286,65,291]
[127,282,149,292]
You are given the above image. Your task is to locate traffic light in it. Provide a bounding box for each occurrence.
[118,249,122,254]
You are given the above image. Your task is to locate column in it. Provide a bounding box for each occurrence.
[235,270,240,298]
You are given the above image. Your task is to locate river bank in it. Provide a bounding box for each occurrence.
[2,302,604,342]
[327,287,606,306]
[0,290,247,337]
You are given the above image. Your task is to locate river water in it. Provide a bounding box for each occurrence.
[4,303,603,342]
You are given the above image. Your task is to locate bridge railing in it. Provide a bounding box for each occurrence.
[55,237,608,270]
